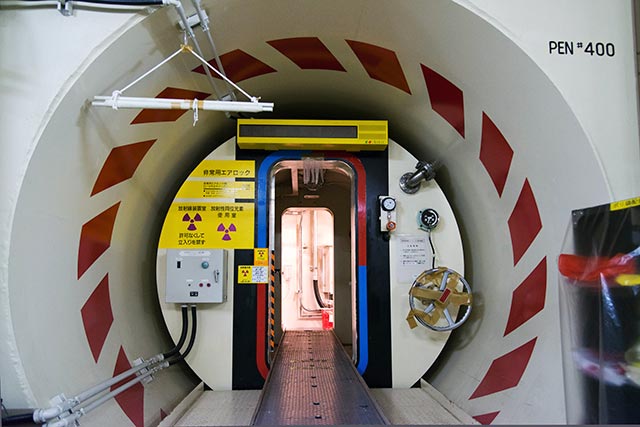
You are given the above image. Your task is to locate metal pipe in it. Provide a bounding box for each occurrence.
[163,0,224,100]
[23,0,163,4]
[188,0,236,100]
[32,357,158,423]
[74,359,156,403]
[75,0,162,4]
[399,160,440,194]
[44,362,169,427]
[92,96,273,112]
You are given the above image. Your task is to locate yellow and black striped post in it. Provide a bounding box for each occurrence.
[268,250,276,363]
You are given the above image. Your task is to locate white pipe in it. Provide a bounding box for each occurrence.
[312,210,318,281]
[92,96,274,112]
[43,362,170,427]
[74,356,158,403]
[297,213,303,295]
[33,354,165,423]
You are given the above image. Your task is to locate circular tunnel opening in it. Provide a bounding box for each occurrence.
[4,1,613,424]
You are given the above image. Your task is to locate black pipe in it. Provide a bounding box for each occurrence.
[163,305,188,359]
[1,413,36,425]
[169,305,197,366]
[312,279,326,309]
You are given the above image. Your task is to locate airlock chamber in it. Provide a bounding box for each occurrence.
[1,1,638,426]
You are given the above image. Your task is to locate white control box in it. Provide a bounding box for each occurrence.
[166,249,227,303]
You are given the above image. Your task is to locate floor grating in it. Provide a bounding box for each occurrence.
[251,330,389,425]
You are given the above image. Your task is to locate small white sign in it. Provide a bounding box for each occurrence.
[397,235,430,283]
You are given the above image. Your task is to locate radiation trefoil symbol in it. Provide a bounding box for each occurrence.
[182,213,202,231]
[217,223,237,241]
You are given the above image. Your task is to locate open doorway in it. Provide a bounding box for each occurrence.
[280,208,334,330]
[270,159,356,354]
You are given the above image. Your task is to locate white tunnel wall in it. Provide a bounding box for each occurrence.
[1,1,638,426]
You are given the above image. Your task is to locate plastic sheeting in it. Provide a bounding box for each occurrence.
[558,199,640,424]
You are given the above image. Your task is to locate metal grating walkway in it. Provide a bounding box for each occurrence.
[251,330,389,425]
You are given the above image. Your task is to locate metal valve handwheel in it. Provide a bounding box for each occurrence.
[406,267,472,332]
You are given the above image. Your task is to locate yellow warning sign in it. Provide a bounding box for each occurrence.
[237,265,269,284]
[158,202,254,249]
[610,196,640,211]
[190,160,255,179]
[175,181,255,199]
[254,248,269,266]
[238,266,252,283]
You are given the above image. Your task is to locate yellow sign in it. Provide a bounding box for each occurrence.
[237,119,388,151]
[190,160,255,178]
[158,202,254,249]
[610,197,640,211]
[237,265,269,284]
[254,248,269,266]
[238,266,252,283]
[175,181,255,199]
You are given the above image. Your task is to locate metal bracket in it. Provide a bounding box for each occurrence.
[57,0,73,16]
[399,160,440,194]
[177,13,202,31]
[133,358,154,385]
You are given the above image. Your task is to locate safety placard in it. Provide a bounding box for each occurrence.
[254,248,269,266]
[175,180,255,199]
[158,202,254,249]
[189,160,255,178]
[237,265,269,284]
[396,235,429,283]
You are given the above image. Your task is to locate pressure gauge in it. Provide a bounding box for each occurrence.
[379,196,398,235]
[381,197,397,211]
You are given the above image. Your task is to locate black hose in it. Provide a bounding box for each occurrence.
[2,413,36,425]
[312,279,326,309]
[169,305,197,366]
[163,305,188,359]
[428,232,436,269]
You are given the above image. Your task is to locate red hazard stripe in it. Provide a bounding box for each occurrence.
[193,49,276,82]
[81,274,113,362]
[479,113,513,197]
[346,40,411,94]
[504,258,546,336]
[469,338,537,399]
[508,180,542,266]
[268,37,346,71]
[91,140,155,196]
[473,411,500,425]
[420,64,465,138]
[112,347,145,427]
[78,203,120,279]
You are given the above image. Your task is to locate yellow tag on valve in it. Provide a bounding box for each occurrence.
[615,274,640,286]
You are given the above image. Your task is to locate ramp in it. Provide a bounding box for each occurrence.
[251,330,389,425]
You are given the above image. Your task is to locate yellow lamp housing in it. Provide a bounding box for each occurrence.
[236,119,388,151]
